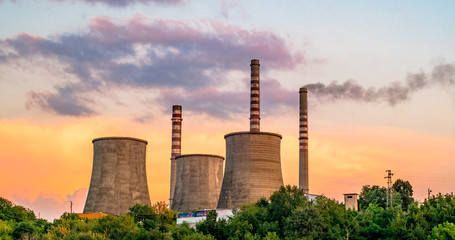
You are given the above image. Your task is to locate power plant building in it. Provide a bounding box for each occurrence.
[171,154,224,212]
[217,59,284,208]
[81,59,314,216]
[84,137,151,216]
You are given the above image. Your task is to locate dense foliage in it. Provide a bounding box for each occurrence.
[1,179,455,239]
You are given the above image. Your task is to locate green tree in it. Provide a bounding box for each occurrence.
[393,179,415,210]
[62,231,107,240]
[358,185,387,210]
[421,194,455,232]
[124,228,172,240]
[152,201,176,227]
[183,232,215,240]
[283,204,323,239]
[94,215,138,240]
[196,210,229,240]
[405,201,429,239]
[429,222,455,240]
[263,231,279,240]
[169,222,194,240]
[12,221,40,239]
[0,219,14,240]
[0,197,36,222]
[128,204,158,230]
[266,185,309,237]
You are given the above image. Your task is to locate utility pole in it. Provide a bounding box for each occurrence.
[70,201,73,214]
[385,170,394,208]
[428,188,432,199]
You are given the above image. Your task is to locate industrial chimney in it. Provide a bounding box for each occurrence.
[169,105,182,208]
[299,87,309,193]
[218,59,284,209]
[250,59,260,132]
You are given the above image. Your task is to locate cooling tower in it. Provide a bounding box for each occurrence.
[217,132,283,208]
[84,137,151,215]
[299,87,309,193]
[171,154,224,212]
[169,105,182,208]
[217,59,284,208]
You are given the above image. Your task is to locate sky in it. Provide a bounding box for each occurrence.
[1,0,455,221]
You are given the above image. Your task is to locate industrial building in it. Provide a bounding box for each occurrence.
[217,59,284,208]
[344,193,359,211]
[83,137,151,216]
[82,59,318,216]
[171,154,224,212]
[169,105,227,212]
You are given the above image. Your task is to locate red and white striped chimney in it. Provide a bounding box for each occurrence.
[250,59,260,132]
[299,88,309,193]
[169,105,182,208]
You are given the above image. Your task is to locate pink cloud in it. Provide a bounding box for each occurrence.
[14,188,88,221]
[2,15,303,118]
[23,0,186,7]
[262,79,296,106]
[87,16,303,69]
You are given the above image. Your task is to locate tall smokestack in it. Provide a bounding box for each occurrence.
[250,59,260,132]
[299,87,309,193]
[169,105,182,208]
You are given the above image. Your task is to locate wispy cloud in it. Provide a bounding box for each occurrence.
[26,89,96,116]
[220,0,247,19]
[3,0,186,7]
[1,15,302,118]
[303,63,455,105]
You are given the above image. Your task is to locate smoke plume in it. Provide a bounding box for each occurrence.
[303,63,455,105]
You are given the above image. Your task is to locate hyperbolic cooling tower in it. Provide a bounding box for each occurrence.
[217,59,284,208]
[169,105,182,208]
[299,88,309,193]
[171,154,224,212]
[84,137,151,215]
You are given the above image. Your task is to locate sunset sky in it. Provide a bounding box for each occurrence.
[1,0,455,221]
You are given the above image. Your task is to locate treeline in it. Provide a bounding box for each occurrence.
[1,180,455,239]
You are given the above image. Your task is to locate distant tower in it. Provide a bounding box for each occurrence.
[344,193,359,211]
[217,59,284,208]
[171,154,224,212]
[84,137,150,215]
[169,105,182,208]
[299,88,309,193]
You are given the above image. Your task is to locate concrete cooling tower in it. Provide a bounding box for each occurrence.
[171,154,224,212]
[217,59,284,208]
[217,131,283,208]
[84,137,151,215]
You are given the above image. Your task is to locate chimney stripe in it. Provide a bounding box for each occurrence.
[299,88,309,193]
[249,59,260,132]
[170,105,182,208]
